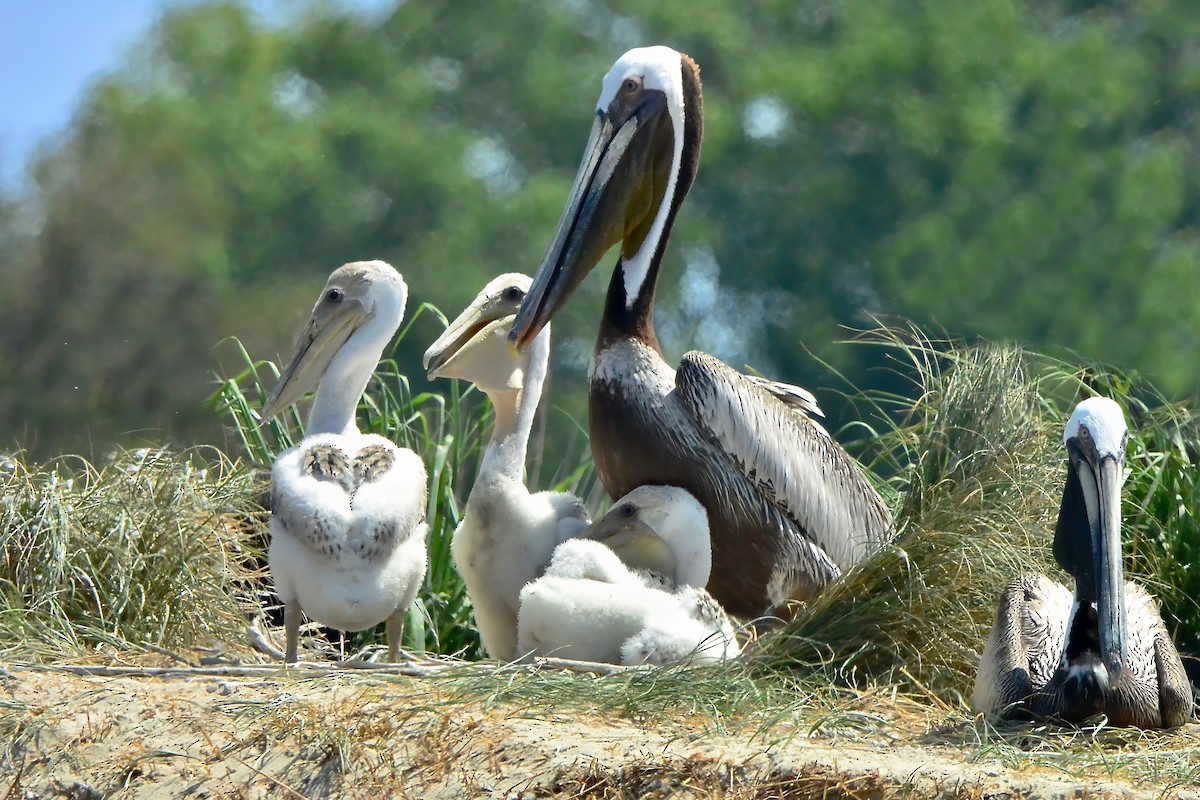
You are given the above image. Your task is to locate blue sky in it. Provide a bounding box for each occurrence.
[0,0,393,188]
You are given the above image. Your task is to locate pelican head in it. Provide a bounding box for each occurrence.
[511,45,702,347]
[580,485,711,588]
[261,260,408,422]
[423,273,536,394]
[1054,396,1129,681]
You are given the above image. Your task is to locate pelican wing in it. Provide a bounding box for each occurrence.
[675,351,891,570]
[551,493,592,545]
[971,573,1071,716]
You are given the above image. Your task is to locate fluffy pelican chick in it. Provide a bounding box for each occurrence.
[422,273,589,661]
[262,260,428,663]
[516,485,740,665]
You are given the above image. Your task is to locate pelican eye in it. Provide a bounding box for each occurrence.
[325,287,345,304]
[503,286,524,302]
[622,77,642,94]
[620,503,636,518]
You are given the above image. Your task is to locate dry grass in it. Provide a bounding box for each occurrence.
[3,664,1195,799]
[768,332,1061,698]
[0,446,265,659]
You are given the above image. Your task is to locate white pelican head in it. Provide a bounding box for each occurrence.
[511,45,702,345]
[261,260,408,423]
[580,485,712,588]
[422,273,538,393]
[1056,395,1130,679]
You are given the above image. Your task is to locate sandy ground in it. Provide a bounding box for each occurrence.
[2,661,1198,799]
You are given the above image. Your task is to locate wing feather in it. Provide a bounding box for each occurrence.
[675,351,891,570]
[742,374,824,421]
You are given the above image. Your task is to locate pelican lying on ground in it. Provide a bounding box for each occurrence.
[517,485,741,665]
[422,274,590,660]
[973,397,1193,728]
[509,45,892,618]
[261,260,428,663]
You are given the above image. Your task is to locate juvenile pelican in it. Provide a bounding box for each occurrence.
[262,260,428,663]
[973,397,1194,728]
[517,485,741,665]
[509,45,891,618]
[423,274,590,660]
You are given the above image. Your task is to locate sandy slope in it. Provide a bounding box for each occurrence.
[1,663,1197,799]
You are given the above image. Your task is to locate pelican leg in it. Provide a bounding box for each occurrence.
[284,599,302,664]
[1155,635,1196,728]
[385,608,406,663]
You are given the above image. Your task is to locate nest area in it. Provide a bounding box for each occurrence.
[1,328,1198,793]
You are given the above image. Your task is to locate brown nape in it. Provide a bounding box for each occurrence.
[1064,602,1102,664]
[681,52,702,92]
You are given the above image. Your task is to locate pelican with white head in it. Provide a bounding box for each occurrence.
[263,260,428,663]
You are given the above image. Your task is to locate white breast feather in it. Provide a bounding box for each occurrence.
[451,480,592,661]
[268,432,429,633]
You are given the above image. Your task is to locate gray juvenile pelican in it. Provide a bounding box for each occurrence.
[973,397,1194,728]
[262,260,428,663]
[423,273,590,661]
[517,485,741,665]
[509,45,892,617]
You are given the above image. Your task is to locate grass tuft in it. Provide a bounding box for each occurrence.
[0,447,264,659]
[766,330,1059,698]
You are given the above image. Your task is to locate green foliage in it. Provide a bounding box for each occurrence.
[0,447,262,658]
[6,1,1200,462]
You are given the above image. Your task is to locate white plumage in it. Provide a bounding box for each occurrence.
[262,260,428,662]
[422,273,589,661]
[517,486,741,665]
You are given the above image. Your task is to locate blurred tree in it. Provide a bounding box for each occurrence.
[2,0,1199,459]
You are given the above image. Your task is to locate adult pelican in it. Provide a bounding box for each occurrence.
[423,273,590,660]
[972,397,1194,728]
[261,260,428,663]
[509,45,891,617]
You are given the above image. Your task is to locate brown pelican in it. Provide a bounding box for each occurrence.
[261,260,428,663]
[973,397,1194,728]
[509,45,892,617]
[422,273,590,661]
[517,485,741,665]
